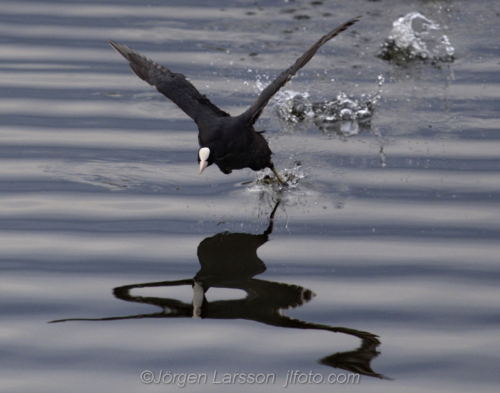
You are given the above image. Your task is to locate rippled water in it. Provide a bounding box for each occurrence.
[2,1,499,392]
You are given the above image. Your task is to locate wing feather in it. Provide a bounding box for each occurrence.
[109,41,229,123]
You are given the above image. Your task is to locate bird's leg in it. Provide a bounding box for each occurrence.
[270,163,288,187]
[263,199,281,236]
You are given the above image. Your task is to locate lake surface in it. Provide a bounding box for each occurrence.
[1,1,499,392]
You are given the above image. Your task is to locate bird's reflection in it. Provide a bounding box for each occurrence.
[51,200,387,379]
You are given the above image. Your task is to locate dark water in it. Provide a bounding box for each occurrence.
[1,1,499,392]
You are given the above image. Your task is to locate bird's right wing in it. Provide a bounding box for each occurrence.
[109,41,230,123]
[240,17,360,126]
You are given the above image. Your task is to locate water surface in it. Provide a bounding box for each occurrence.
[1,1,499,392]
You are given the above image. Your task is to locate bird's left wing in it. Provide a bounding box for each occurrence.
[109,41,229,124]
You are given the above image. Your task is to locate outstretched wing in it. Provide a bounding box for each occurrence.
[240,17,360,126]
[109,41,230,124]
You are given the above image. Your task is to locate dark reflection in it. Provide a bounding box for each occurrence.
[51,200,387,379]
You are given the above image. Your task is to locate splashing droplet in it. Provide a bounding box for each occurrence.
[378,11,455,65]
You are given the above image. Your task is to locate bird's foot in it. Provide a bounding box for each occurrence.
[271,166,289,187]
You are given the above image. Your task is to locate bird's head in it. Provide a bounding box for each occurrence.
[198,147,212,174]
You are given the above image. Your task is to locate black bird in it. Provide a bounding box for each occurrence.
[109,17,359,186]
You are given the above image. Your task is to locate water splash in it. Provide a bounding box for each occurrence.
[275,90,314,122]
[378,12,455,65]
[273,75,384,138]
[254,162,305,189]
[312,90,375,137]
[243,162,321,215]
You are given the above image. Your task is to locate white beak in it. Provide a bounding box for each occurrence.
[198,147,210,174]
[199,160,208,174]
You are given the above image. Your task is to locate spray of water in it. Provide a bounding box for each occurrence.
[272,75,384,138]
[378,12,455,65]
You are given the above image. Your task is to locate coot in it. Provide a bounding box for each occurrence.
[110,17,359,186]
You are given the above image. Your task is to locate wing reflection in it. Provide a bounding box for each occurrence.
[50,200,387,379]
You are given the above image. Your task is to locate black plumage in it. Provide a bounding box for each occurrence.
[109,17,359,186]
